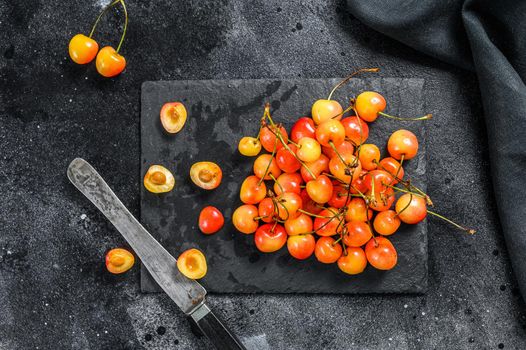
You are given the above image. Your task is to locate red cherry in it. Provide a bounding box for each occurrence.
[387,129,418,160]
[198,206,224,234]
[254,223,287,253]
[290,117,316,143]
[341,116,369,145]
[276,144,301,173]
[315,236,343,263]
[365,236,397,270]
[395,194,427,224]
[287,234,316,260]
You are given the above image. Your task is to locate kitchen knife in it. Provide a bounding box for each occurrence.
[67,158,246,350]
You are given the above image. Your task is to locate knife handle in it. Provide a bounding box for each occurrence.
[190,303,246,350]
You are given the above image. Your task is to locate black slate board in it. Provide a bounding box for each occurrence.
[140,78,427,294]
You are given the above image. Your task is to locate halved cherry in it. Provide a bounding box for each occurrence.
[254,223,287,253]
[315,236,343,263]
[365,236,397,270]
[240,176,267,204]
[337,247,367,275]
[190,162,222,190]
[198,206,224,234]
[177,248,207,279]
[143,165,175,193]
[160,102,187,134]
[105,248,135,274]
[233,204,259,234]
[287,234,316,260]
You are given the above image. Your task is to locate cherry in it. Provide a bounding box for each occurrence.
[301,154,329,182]
[160,102,187,134]
[240,175,267,204]
[285,213,313,236]
[290,117,316,143]
[367,188,395,212]
[358,144,380,171]
[387,129,419,160]
[322,140,354,159]
[379,157,404,183]
[311,100,343,125]
[260,124,288,152]
[238,136,262,156]
[253,154,281,180]
[96,46,126,77]
[232,204,259,234]
[315,236,343,263]
[300,189,323,215]
[345,198,372,222]
[258,197,277,223]
[273,172,303,196]
[69,34,99,64]
[276,144,301,173]
[177,248,207,280]
[306,174,334,204]
[328,153,362,184]
[365,236,397,270]
[315,119,346,147]
[254,223,287,253]
[328,182,349,209]
[343,221,373,247]
[276,192,303,220]
[363,170,394,193]
[355,91,386,122]
[287,234,316,260]
[337,247,367,275]
[313,208,342,236]
[105,248,134,274]
[395,193,427,224]
[296,137,321,163]
[373,210,401,236]
[143,165,175,194]
[350,170,368,195]
[198,206,224,234]
[190,162,222,190]
[341,116,369,145]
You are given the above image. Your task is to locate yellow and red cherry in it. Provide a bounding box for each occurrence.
[69,34,99,64]
[96,46,126,77]
[276,144,301,173]
[327,182,348,209]
[177,248,207,279]
[311,99,343,125]
[105,248,134,274]
[290,117,316,143]
[355,91,386,122]
[232,204,259,234]
[315,236,343,263]
[190,161,222,190]
[365,236,397,270]
[276,192,302,220]
[306,174,333,204]
[358,143,380,171]
[322,140,354,159]
[343,221,373,247]
[300,189,323,215]
[238,136,262,156]
[341,116,369,145]
[301,154,329,182]
[160,102,187,134]
[240,176,267,204]
[315,119,346,147]
[313,207,341,236]
[287,234,316,260]
[337,247,367,275]
[345,198,373,222]
[260,124,288,152]
[274,172,303,196]
[363,170,395,193]
[387,129,419,160]
[258,197,277,223]
[379,157,404,184]
[198,206,224,235]
[253,154,281,180]
[254,223,287,253]
[395,194,427,224]
[350,170,368,195]
[296,137,321,163]
[143,165,175,193]
[329,153,362,183]
[285,213,313,236]
[373,210,401,236]
[367,188,395,212]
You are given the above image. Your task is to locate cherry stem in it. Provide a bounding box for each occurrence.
[269,173,283,194]
[89,0,121,38]
[427,210,476,234]
[395,193,413,218]
[384,183,425,197]
[378,111,432,121]
[253,215,268,221]
[116,0,128,53]
[257,140,277,187]
[327,68,380,101]
[297,208,331,219]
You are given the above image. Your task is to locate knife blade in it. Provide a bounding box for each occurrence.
[67,158,246,350]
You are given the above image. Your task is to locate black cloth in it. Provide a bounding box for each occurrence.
[347,0,526,300]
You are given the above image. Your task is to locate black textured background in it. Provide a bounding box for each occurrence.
[0,0,524,349]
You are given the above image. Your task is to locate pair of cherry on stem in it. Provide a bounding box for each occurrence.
[68,0,128,77]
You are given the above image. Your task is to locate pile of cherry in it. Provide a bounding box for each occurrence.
[233,70,474,275]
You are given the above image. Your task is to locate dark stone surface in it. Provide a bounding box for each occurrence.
[0,0,524,349]
[140,78,427,294]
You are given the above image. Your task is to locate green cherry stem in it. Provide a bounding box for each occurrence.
[89,0,121,38]
[427,210,476,234]
[116,0,128,53]
[378,111,432,121]
[327,68,380,101]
